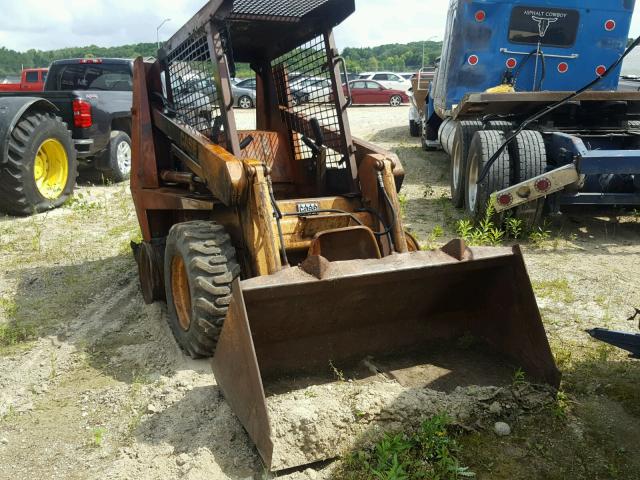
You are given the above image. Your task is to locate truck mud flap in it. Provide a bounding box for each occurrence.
[212,240,560,471]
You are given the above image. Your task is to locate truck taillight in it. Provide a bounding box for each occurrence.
[73,99,92,128]
[605,19,616,31]
[79,58,103,64]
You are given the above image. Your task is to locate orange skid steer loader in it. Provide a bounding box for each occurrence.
[130,0,560,471]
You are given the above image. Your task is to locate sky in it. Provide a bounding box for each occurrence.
[1,0,640,52]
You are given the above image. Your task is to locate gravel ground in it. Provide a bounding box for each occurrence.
[0,106,639,479]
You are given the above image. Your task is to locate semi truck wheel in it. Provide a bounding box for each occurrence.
[409,120,420,137]
[508,130,547,228]
[465,130,511,221]
[164,221,241,358]
[99,131,132,183]
[450,120,482,207]
[0,111,77,216]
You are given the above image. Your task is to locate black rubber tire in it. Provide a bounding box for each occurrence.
[0,110,77,216]
[164,221,241,358]
[508,130,547,228]
[238,95,254,109]
[99,131,131,183]
[450,120,483,208]
[485,120,515,132]
[389,95,403,107]
[465,130,511,221]
[409,120,420,137]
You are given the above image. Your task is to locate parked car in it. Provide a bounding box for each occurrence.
[0,68,48,92]
[176,78,256,109]
[290,77,333,104]
[235,78,256,90]
[356,72,411,91]
[345,80,409,106]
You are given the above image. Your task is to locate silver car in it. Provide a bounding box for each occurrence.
[177,78,256,109]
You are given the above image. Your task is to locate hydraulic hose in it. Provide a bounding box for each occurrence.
[477,35,640,184]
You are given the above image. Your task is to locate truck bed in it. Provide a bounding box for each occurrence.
[453,91,640,119]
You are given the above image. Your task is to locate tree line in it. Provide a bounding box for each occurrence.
[0,40,444,79]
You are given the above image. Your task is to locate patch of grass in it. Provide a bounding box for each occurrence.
[90,427,106,447]
[532,278,575,304]
[336,414,475,480]
[421,225,444,251]
[398,193,408,219]
[0,321,36,348]
[528,223,552,247]
[65,191,104,214]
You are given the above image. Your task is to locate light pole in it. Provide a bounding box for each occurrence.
[422,36,439,68]
[157,18,171,49]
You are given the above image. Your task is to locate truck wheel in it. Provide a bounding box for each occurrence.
[465,130,511,221]
[451,120,482,208]
[409,120,420,137]
[164,221,241,358]
[508,130,547,228]
[100,131,132,183]
[0,111,77,216]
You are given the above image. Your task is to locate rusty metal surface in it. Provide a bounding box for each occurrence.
[211,279,274,467]
[454,90,640,119]
[308,226,381,262]
[151,110,247,207]
[212,244,560,471]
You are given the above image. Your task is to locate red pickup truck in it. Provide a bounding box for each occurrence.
[0,68,48,92]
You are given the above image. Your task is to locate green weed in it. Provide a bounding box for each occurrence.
[504,216,524,239]
[91,427,106,447]
[337,414,475,480]
[421,225,444,250]
[512,368,526,387]
[329,360,346,382]
[0,322,36,347]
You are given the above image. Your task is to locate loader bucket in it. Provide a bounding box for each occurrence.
[212,241,560,471]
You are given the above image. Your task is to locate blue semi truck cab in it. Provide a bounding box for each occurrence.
[425,0,640,223]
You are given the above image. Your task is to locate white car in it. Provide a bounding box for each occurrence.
[357,72,411,91]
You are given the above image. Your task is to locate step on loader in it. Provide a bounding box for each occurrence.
[130,0,560,471]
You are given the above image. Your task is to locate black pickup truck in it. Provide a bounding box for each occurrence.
[0,58,133,215]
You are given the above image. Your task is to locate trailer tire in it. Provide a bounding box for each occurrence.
[410,120,420,137]
[465,130,511,221]
[451,120,483,207]
[508,130,547,228]
[164,221,241,358]
[0,110,77,216]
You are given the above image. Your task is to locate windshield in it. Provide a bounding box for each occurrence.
[46,63,132,91]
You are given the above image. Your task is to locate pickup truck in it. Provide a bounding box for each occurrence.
[0,58,133,215]
[0,68,48,92]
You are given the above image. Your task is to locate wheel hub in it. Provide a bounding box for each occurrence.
[34,138,68,200]
[467,153,479,212]
[116,140,132,174]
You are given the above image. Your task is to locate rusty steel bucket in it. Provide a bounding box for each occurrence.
[212,240,560,471]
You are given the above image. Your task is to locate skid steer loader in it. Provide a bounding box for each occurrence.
[130,0,560,471]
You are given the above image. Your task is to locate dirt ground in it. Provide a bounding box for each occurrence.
[1,106,639,479]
